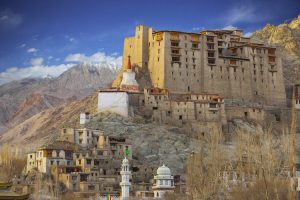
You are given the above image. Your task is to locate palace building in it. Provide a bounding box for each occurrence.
[113,25,286,107]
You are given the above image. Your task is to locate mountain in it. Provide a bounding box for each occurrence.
[252,15,300,87]
[0,93,98,150]
[0,64,118,133]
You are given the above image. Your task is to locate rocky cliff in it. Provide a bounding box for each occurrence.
[252,15,300,86]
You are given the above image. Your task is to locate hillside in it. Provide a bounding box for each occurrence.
[0,64,118,133]
[0,93,98,150]
[0,91,193,174]
[252,15,300,87]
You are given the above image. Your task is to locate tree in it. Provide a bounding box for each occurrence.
[186,127,296,200]
[187,128,227,200]
[0,144,26,182]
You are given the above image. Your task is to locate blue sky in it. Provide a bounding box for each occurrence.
[0,0,299,84]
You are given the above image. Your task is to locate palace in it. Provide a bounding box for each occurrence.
[113,25,286,107]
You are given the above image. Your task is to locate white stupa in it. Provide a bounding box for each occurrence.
[120,157,131,199]
[120,56,139,91]
[152,164,175,198]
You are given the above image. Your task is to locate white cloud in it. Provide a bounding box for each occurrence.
[65,52,122,68]
[69,38,75,42]
[0,9,22,29]
[192,27,205,31]
[222,25,238,30]
[244,32,253,37]
[27,48,38,53]
[224,4,270,25]
[48,56,53,60]
[0,51,122,85]
[30,57,44,66]
[20,43,26,48]
[0,63,75,85]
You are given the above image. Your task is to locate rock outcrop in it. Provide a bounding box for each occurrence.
[252,15,300,87]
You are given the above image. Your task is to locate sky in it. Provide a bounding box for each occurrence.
[0,0,299,85]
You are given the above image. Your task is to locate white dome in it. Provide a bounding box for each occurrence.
[122,157,129,165]
[157,164,171,176]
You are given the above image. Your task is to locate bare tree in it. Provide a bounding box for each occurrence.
[0,144,26,182]
[186,126,296,200]
[187,128,227,200]
[230,128,295,200]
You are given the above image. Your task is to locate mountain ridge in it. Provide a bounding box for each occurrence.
[0,64,119,133]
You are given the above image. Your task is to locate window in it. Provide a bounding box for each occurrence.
[171,49,179,54]
[171,42,179,47]
[207,44,214,50]
[207,36,214,42]
[88,185,95,191]
[192,43,198,48]
[208,58,215,65]
[172,56,180,62]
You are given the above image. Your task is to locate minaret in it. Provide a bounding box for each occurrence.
[120,157,131,199]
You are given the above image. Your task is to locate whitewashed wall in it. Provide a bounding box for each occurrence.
[98,92,129,117]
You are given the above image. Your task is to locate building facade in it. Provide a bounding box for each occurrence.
[117,25,286,107]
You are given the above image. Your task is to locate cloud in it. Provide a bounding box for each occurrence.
[0,63,75,85]
[30,57,44,66]
[27,48,38,53]
[192,27,205,31]
[244,32,253,37]
[0,9,22,30]
[69,38,75,42]
[65,52,122,68]
[222,25,238,30]
[225,4,268,25]
[0,51,122,85]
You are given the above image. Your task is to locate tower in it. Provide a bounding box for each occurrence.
[120,56,139,91]
[120,157,131,199]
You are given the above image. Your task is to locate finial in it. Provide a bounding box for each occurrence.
[127,55,132,70]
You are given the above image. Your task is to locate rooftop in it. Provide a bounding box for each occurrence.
[39,140,82,151]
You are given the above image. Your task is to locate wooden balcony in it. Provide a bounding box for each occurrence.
[170,32,179,41]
